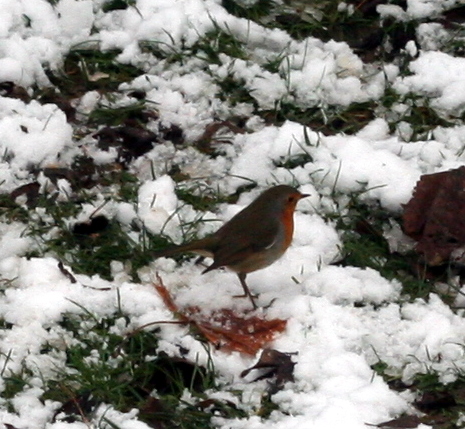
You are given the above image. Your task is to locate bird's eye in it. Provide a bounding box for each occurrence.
[288,195,295,203]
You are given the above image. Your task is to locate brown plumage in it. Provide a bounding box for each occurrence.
[154,185,308,309]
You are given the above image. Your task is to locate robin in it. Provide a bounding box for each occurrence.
[153,185,309,309]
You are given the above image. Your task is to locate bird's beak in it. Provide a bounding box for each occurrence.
[299,193,310,199]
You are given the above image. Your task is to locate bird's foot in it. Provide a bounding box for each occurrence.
[263,298,276,309]
[233,293,259,310]
[232,293,259,299]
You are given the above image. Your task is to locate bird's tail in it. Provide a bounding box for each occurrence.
[152,236,215,259]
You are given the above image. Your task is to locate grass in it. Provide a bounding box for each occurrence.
[88,100,152,126]
[221,0,275,22]
[371,359,465,428]
[175,182,229,212]
[3,0,465,427]
[45,45,144,97]
[260,101,377,134]
[195,24,249,64]
[331,195,440,301]
[3,307,244,427]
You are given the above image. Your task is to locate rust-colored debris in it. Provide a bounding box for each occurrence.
[153,275,287,355]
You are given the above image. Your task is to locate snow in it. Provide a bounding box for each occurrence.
[395,51,465,114]
[0,98,75,191]
[0,0,465,428]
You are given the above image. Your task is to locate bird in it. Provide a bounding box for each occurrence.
[153,185,309,309]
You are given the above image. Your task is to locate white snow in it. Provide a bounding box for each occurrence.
[0,0,464,428]
[395,51,465,114]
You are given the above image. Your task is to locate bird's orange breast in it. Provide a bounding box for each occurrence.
[281,205,295,250]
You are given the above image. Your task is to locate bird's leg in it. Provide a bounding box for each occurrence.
[234,273,258,309]
[194,256,206,266]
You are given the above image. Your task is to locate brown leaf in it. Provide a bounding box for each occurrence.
[414,390,456,411]
[194,119,246,154]
[4,424,22,429]
[94,125,157,160]
[241,348,296,392]
[441,5,465,27]
[153,275,287,355]
[41,157,98,191]
[190,308,287,355]
[159,123,184,145]
[42,167,79,188]
[10,182,40,207]
[52,390,97,423]
[153,277,180,315]
[403,166,465,265]
[139,397,167,429]
[39,90,76,122]
[0,81,31,102]
[73,215,109,237]
[373,415,423,428]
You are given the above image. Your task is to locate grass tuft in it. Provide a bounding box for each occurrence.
[26,309,245,427]
[46,46,144,97]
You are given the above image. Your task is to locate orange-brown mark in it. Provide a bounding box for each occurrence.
[281,193,302,249]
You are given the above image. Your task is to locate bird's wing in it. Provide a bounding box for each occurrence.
[203,218,281,272]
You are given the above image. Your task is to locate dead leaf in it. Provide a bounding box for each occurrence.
[193,119,246,154]
[4,424,22,429]
[241,348,296,392]
[94,125,157,160]
[10,182,40,207]
[40,158,98,191]
[372,415,423,428]
[440,4,465,27]
[153,275,287,355]
[190,308,287,355]
[153,276,178,314]
[403,166,465,265]
[414,390,456,411]
[58,261,77,284]
[39,90,76,122]
[52,390,97,423]
[139,397,167,429]
[128,89,146,100]
[73,215,109,237]
[159,123,184,145]
[0,81,31,102]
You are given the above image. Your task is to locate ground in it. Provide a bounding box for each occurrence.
[1,0,465,428]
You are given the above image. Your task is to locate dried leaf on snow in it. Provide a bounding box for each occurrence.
[241,348,296,392]
[10,182,40,207]
[373,415,423,428]
[153,275,287,355]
